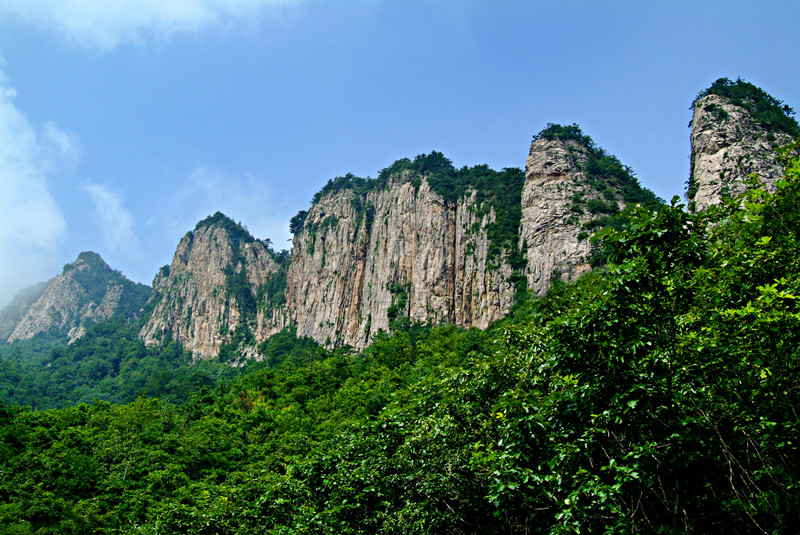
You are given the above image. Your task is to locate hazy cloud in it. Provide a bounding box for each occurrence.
[150,165,292,254]
[0,0,302,51]
[0,69,71,306]
[83,181,141,256]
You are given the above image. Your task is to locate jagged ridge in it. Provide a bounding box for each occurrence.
[7,77,795,360]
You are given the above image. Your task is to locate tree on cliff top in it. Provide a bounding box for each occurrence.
[692,77,799,137]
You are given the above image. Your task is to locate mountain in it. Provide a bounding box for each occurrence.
[5,141,800,533]
[3,78,795,361]
[1,251,150,344]
[688,77,799,211]
[132,78,797,359]
[139,127,658,356]
[139,212,289,361]
[3,78,800,533]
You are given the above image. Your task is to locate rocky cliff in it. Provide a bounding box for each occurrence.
[3,252,150,343]
[520,125,661,294]
[0,130,661,359]
[283,136,658,351]
[284,167,519,350]
[139,212,287,360]
[135,130,659,356]
[688,78,798,212]
[520,138,596,293]
[5,78,795,361]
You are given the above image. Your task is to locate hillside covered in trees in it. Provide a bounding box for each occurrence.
[1,140,799,533]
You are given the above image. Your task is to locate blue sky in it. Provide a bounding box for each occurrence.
[0,0,798,306]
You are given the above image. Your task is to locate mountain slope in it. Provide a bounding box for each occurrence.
[3,251,150,344]
[0,280,50,342]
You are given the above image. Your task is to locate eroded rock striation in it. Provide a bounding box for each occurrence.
[0,128,661,359]
[520,139,597,294]
[5,252,150,343]
[134,128,659,356]
[285,171,518,350]
[3,111,708,360]
[520,127,660,295]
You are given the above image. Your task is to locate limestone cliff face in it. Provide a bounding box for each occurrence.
[520,138,619,294]
[5,252,150,343]
[140,213,282,360]
[285,174,516,349]
[689,94,793,212]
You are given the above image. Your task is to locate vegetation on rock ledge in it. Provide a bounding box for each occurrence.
[534,123,662,252]
[292,152,527,268]
[692,77,799,137]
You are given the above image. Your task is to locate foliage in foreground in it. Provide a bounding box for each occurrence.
[1,147,800,533]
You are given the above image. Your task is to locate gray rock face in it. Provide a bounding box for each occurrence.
[151,136,651,356]
[284,174,516,350]
[520,139,618,294]
[689,94,792,212]
[4,252,149,343]
[139,220,281,360]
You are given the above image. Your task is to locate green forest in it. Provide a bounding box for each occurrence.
[0,139,798,533]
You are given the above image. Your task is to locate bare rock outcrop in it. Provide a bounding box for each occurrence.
[139,213,283,360]
[520,139,595,294]
[689,94,794,212]
[285,174,516,350]
[519,133,655,295]
[5,252,150,343]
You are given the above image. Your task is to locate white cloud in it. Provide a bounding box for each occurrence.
[0,0,302,51]
[83,181,141,256]
[0,69,72,306]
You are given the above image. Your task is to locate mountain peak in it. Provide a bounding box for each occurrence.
[140,213,283,360]
[195,211,237,230]
[532,122,596,149]
[192,212,259,249]
[62,251,111,274]
[688,78,796,211]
